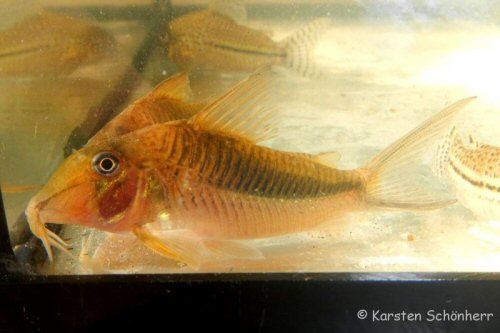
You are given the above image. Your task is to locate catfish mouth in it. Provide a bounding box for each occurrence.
[26,200,72,262]
[25,181,85,262]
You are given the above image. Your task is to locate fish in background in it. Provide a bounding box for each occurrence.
[0,11,116,77]
[434,126,499,219]
[25,68,475,269]
[0,77,108,131]
[0,0,41,31]
[166,0,329,77]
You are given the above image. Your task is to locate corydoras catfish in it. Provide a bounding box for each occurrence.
[0,11,115,77]
[26,72,475,268]
[167,0,329,77]
[434,127,499,219]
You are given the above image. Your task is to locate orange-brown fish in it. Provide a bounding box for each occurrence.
[434,127,499,219]
[25,72,474,268]
[0,11,115,77]
[167,2,329,77]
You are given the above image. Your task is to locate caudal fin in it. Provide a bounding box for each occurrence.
[432,126,458,178]
[364,97,476,210]
[284,18,330,78]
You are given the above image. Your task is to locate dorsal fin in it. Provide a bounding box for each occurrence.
[188,69,278,143]
[209,0,247,22]
[151,72,192,101]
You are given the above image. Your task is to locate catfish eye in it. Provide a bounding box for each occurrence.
[92,152,120,176]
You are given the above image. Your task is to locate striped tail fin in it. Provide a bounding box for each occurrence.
[284,18,330,78]
[432,126,458,178]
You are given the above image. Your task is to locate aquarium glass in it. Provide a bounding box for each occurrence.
[0,0,499,274]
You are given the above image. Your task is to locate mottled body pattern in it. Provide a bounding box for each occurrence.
[436,128,500,218]
[0,11,115,76]
[169,10,284,71]
[167,8,329,77]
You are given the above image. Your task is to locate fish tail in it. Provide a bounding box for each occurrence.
[283,18,329,78]
[363,97,476,210]
[432,126,458,178]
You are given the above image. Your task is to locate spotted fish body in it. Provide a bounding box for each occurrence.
[0,11,115,77]
[169,10,284,72]
[435,128,500,219]
[168,9,329,77]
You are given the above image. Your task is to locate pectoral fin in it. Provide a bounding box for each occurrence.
[133,226,202,269]
[135,226,265,267]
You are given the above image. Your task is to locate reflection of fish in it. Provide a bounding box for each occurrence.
[167,3,328,77]
[90,72,205,143]
[0,77,107,132]
[26,71,473,268]
[1,74,200,196]
[0,11,115,77]
[434,127,499,219]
